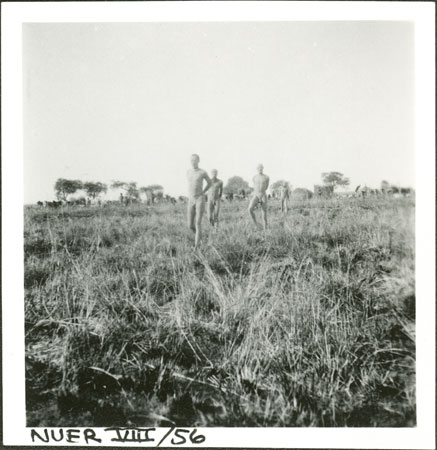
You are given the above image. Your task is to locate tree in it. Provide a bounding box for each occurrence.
[111,180,127,191]
[139,185,164,203]
[111,180,139,200]
[54,178,83,201]
[321,172,350,190]
[145,184,164,192]
[126,182,140,199]
[144,184,164,197]
[83,181,107,199]
[224,176,250,195]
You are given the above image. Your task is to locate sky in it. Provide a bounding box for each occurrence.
[23,21,415,203]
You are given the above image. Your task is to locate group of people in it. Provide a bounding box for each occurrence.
[187,154,288,250]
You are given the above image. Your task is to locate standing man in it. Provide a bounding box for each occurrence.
[145,189,153,206]
[187,154,211,250]
[280,183,290,213]
[207,169,223,228]
[248,164,270,230]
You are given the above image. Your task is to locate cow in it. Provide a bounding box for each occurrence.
[64,198,86,206]
[401,187,412,197]
[45,201,62,208]
[103,200,119,207]
[381,188,393,196]
[355,186,377,198]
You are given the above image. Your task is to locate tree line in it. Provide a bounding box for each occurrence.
[54,179,164,202]
[53,172,411,203]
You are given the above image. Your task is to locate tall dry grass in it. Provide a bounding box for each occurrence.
[25,197,415,426]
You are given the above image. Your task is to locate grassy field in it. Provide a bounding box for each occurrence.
[24,196,415,427]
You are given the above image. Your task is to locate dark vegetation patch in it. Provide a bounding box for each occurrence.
[25,238,52,258]
[25,266,51,289]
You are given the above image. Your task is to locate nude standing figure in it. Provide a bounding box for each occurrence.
[187,154,212,249]
[280,184,290,213]
[207,169,223,228]
[248,164,270,230]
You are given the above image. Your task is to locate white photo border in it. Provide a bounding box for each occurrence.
[2,1,435,448]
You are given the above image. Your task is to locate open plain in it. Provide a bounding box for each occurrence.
[24,197,415,427]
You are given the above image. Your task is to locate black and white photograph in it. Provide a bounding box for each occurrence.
[2,2,435,448]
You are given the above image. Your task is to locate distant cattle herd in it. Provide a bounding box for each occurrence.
[35,184,413,209]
